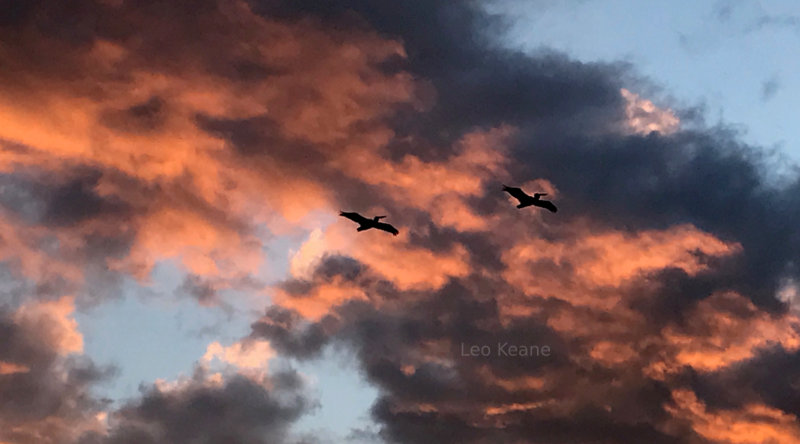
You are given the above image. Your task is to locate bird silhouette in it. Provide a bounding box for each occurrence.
[502,185,558,213]
[340,211,399,235]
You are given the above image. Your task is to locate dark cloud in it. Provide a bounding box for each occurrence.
[196,114,323,162]
[1,300,313,444]
[250,0,627,156]
[761,76,780,102]
[101,97,167,133]
[371,398,688,444]
[713,1,734,22]
[0,167,137,306]
[177,274,220,306]
[238,1,800,441]
[82,368,312,444]
[751,14,800,32]
[0,0,266,85]
[251,305,333,359]
[253,265,704,443]
[253,255,707,442]
[518,128,800,311]
[687,346,800,416]
[43,171,131,227]
[0,168,131,227]
[246,0,800,312]
[0,307,115,444]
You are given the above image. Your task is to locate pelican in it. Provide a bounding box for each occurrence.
[339,211,399,235]
[502,185,558,213]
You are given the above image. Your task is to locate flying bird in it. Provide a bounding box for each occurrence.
[502,185,558,213]
[339,211,399,235]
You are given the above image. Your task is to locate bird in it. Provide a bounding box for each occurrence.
[339,211,399,235]
[502,185,558,213]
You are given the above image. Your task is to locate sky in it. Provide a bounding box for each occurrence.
[492,0,800,161]
[1,1,800,444]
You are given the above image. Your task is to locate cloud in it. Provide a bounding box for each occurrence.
[0,0,418,306]
[761,76,780,102]
[290,228,327,279]
[502,224,740,308]
[12,296,84,354]
[0,297,309,444]
[667,389,800,443]
[749,14,800,33]
[3,0,800,443]
[242,2,800,442]
[82,367,313,444]
[0,302,113,444]
[620,88,680,135]
[203,339,275,372]
[0,361,29,375]
[657,291,800,374]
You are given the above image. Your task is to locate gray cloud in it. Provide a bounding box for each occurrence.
[81,368,313,444]
[761,76,780,102]
[0,308,115,444]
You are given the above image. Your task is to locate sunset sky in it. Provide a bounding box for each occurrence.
[2,1,800,443]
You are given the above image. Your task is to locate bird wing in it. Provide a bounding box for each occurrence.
[375,222,399,236]
[502,185,531,202]
[537,201,558,213]
[340,211,370,224]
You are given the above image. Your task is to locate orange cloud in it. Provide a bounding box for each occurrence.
[116,206,263,281]
[0,215,85,285]
[667,389,800,444]
[275,280,369,320]
[0,0,421,301]
[274,216,474,319]
[355,239,470,291]
[484,402,552,416]
[319,222,469,289]
[588,340,638,366]
[429,193,494,232]
[475,365,547,392]
[658,292,800,373]
[502,223,740,315]
[0,361,30,375]
[342,126,512,212]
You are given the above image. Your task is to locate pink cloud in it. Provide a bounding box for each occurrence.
[620,88,680,135]
[13,296,83,354]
